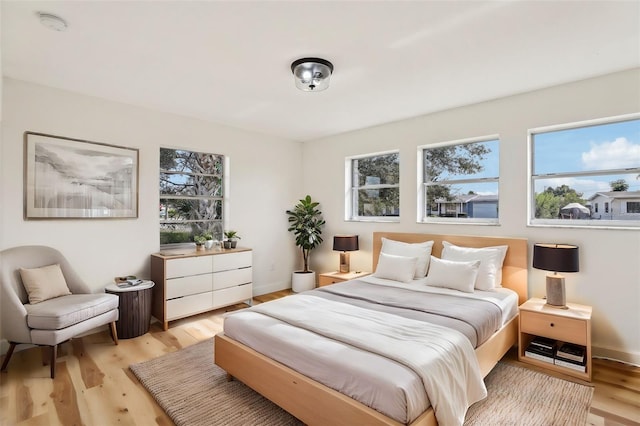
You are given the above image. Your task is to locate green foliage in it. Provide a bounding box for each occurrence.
[193,235,207,245]
[354,154,399,216]
[424,143,490,210]
[286,195,326,273]
[224,230,240,240]
[535,185,587,219]
[160,231,192,245]
[610,179,629,191]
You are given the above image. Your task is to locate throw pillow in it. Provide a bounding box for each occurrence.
[441,241,508,290]
[19,264,72,304]
[424,256,480,293]
[373,253,418,283]
[380,238,434,278]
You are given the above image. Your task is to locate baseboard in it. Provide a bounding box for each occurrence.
[592,345,640,367]
[252,281,291,297]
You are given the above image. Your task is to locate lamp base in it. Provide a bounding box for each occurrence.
[339,252,350,273]
[545,274,568,309]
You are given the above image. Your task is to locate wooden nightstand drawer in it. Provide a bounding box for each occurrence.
[520,310,588,345]
[318,271,371,287]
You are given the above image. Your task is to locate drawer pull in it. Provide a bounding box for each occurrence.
[550,323,554,327]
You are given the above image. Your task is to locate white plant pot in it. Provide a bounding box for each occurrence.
[291,271,316,293]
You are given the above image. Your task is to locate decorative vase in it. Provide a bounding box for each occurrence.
[230,240,237,249]
[204,240,214,250]
[223,241,232,249]
[196,244,204,251]
[291,271,316,292]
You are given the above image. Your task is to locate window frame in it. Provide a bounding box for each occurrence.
[417,135,500,225]
[528,113,640,230]
[159,147,228,248]
[345,150,400,222]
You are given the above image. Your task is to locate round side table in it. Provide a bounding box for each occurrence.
[105,281,155,339]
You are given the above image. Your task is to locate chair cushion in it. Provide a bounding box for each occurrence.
[25,293,119,330]
[19,263,72,304]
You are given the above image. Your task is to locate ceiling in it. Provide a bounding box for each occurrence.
[2,1,639,142]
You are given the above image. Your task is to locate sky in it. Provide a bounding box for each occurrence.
[533,118,640,199]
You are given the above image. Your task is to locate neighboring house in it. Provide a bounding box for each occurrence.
[588,191,640,220]
[431,194,498,218]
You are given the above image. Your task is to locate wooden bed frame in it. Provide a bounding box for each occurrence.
[215,232,528,426]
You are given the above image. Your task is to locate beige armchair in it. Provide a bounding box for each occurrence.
[0,245,119,378]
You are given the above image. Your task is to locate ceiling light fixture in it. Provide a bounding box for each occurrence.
[291,57,334,92]
[38,12,68,32]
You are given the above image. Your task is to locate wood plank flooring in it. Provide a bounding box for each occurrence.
[1,289,638,426]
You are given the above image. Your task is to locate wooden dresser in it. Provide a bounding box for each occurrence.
[150,247,252,330]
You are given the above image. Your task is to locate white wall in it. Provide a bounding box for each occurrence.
[303,68,640,364]
[1,78,302,302]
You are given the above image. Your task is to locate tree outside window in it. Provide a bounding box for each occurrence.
[530,115,640,227]
[421,138,499,223]
[349,152,399,220]
[160,148,224,245]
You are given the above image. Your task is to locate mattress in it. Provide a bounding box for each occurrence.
[223,279,518,424]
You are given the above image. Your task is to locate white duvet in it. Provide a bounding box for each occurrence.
[251,294,487,426]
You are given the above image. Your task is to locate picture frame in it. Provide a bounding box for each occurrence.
[24,132,139,219]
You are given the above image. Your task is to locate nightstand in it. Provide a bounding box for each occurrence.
[318,271,371,287]
[518,297,592,381]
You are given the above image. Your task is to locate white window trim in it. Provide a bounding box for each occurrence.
[527,112,640,230]
[417,134,500,225]
[345,150,400,222]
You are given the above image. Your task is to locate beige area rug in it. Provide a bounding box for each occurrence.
[130,338,593,426]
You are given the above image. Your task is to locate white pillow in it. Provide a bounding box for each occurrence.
[380,238,434,278]
[19,263,72,304]
[441,241,508,290]
[424,257,480,293]
[373,253,418,283]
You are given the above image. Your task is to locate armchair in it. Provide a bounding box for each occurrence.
[0,245,119,378]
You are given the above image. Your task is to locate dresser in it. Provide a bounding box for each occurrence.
[150,248,252,330]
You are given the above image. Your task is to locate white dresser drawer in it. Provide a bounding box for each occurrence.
[213,251,252,272]
[166,274,213,299]
[213,267,252,291]
[166,256,212,279]
[166,292,213,320]
[212,283,252,309]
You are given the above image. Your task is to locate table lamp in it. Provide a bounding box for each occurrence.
[333,235,359,273]
[533,243,579,309]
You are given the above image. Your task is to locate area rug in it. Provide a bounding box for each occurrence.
[130,338,593,426]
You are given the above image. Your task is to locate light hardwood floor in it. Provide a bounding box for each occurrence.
[0,290,638,426]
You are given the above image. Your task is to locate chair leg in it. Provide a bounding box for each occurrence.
[1,342,17,372]
[110,322,119,345]
[50,345,57,379]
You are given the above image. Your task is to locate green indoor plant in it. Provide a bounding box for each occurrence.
[194,235,207,251]
[286,195,325,292]
[223,230,241,249]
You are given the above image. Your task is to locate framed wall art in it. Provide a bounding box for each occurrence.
[24,132,139,219]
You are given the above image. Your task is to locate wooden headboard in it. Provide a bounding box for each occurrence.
[372,232,528,305]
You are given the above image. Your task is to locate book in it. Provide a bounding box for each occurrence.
[554,356,587,372]
[116,279,143,288]
[556,343,585,363]
[529,336,556,351]
[526,342,555,357]
[525,349,554,364]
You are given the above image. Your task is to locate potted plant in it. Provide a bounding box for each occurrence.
[223,230,240,249]
[194,235,207,251]
[202,232,214,250]
[286,195,325,292]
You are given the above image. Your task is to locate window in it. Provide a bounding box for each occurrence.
[530,115,640,228]
[347,151,399,221]
[419,137,499,224]
[628,202,640,214]
[159,148,225,245]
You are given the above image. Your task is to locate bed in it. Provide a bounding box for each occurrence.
[214,232,528,426]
